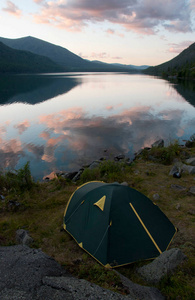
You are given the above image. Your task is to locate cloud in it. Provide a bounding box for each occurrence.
[106,28,115,35]
[112,56,122,60]
[190,0,195,9]
[14,120,30,135]
[2,1,22,17]
[33,0,193,34]
[91,52,110,59]
[38,105,187,167]
[168,41,194,53]
[0,138,23,169]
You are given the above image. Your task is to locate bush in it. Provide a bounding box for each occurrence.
[0,162,34,194]
[141,141,181,165]
[80,160,130,183]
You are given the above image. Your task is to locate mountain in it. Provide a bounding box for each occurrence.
[91,60,149,70]
[145,43,195,78]
[0,36,141,72]
[0,41,64,73]
[111,63,150,70]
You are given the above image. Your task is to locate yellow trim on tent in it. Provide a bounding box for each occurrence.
[79,242,83,248]
[64,181,104,217]
[64,226,174,269]
[130,203,162,254]
[105,264,112,269]
[94,195,106,211]
[63,224,66,230]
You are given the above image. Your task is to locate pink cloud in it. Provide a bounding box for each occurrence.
[112,56,122,60]
[2,1,22,17]
[106,28,115,35]
[91,52,110,59]
[14,120,30,135]
[168,41,194,53]
[39,131,50,140]
[33,0,193,34]
[0,126,7,136]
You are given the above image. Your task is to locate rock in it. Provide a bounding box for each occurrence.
[16,229,34,246]
[72,170,83,182]
[0,245,67,294]
[0,245,135,300]
[186,157,195,166]
[171,184,186,192]
[169,166,178,176]
[169,165,182,178]
[64,171,78,180]
[135,149,144,157]
[0,244,167,300]
[153,193,160,201]
[137,248,187,284]
[0,195,5,201]
[114,154,125,161]
[114,271,165,300]
[41,276,134,300]
[175,203,181,210]
[189,186,195,195]
[151,139,164,148]
[89,160,101,170]
[121,182,128,186]
[43,171,57,181]
[181,164,195,174]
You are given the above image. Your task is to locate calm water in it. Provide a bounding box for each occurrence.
[0,73,195,180]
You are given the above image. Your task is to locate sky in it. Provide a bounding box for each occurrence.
[0,0,195,66]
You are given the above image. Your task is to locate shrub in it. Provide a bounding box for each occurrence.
[80,160,130,183]
[0,162,34,194]
[141,141,181,165]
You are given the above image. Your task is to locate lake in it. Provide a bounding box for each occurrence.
[0,73,195,180]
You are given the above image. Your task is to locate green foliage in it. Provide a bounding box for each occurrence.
[145,43,195,80]
[185,133,195,148]
[141,141,181,165]
[159,271,195,300]
[80,160,130,183]
[77,262,122,291]
[0,41,63,74]
[0,162,34,196]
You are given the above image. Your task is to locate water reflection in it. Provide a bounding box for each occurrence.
[0,73,194,180]
[168,79,195,107]
[0,74,81,104]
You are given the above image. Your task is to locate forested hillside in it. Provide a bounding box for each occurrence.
[145,43,195,79]
[0,42,64,73]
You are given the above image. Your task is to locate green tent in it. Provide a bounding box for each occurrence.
[63,181,176,268]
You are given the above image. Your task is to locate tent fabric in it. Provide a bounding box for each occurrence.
[63,181,176,268]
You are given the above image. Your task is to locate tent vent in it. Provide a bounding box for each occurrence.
[94,196,106,211]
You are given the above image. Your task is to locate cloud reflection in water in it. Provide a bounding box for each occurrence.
[0,74,194,180]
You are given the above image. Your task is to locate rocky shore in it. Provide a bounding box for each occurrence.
[0,243,186,300]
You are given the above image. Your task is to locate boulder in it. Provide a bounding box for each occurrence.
[114,271,165,300]
[16,229,34,246]
[171,184,186,192]
[153,193,160,201]
[137,248,186,284]
[114,154,125,161]
[186,157,195,166]
[189,186,195,195]
[181,164,195,174]
[151,139,164,148]
[88,160,101,170]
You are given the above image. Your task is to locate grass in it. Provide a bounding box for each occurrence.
[0,145,195,299]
